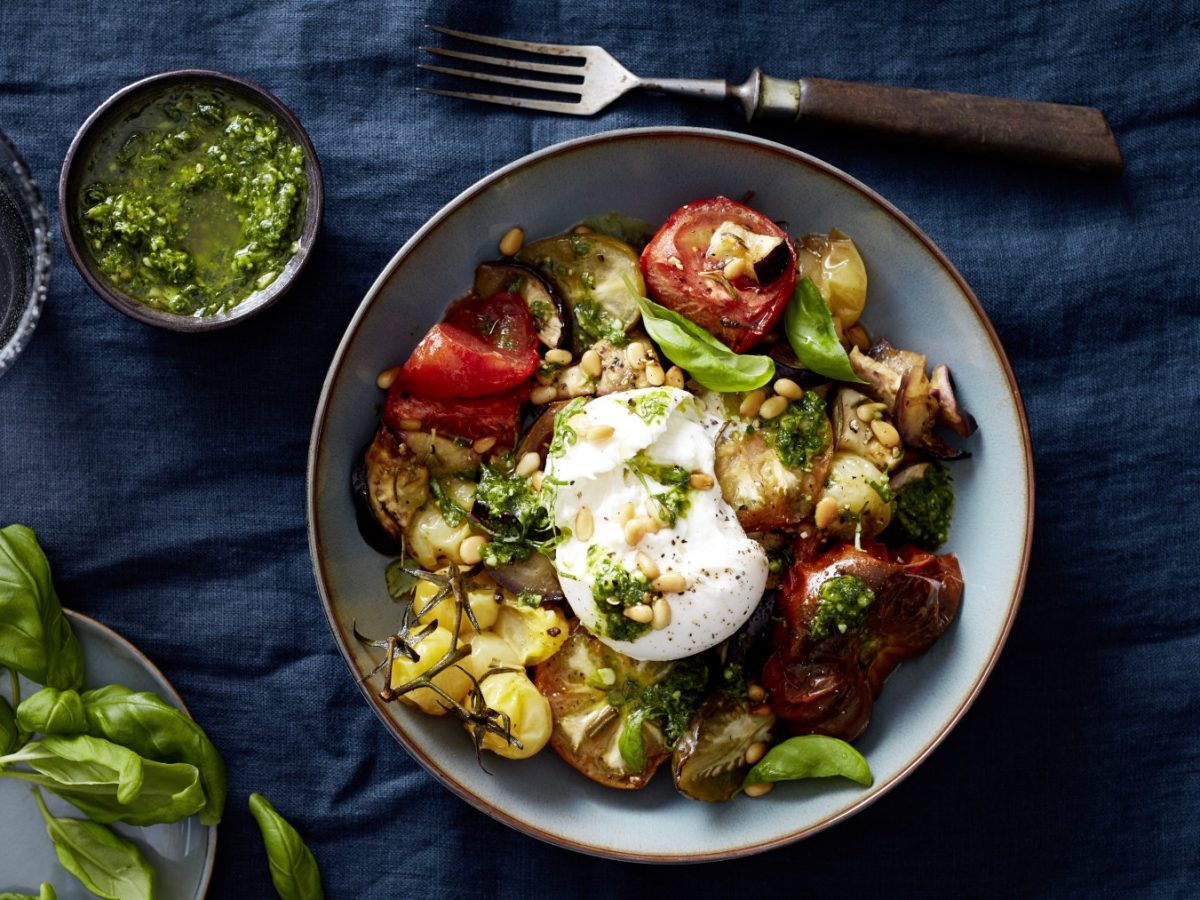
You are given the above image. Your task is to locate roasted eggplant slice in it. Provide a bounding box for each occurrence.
[487,549,565,603]
[397,429,481,476]
[672,692,775,802]
[474,260,569,350]
[830,387,904,473]
[360,426,430,545]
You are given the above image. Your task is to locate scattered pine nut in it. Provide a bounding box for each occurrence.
[871,419,901,447]
[574,507,594,542]
[515,451,541,478]
[619,502,636,525]
[688,472,714,490]
[544,348,572,366]
[815,496,839,530]
[635,552,660,580]
[652,572,687,594]
[747,683,767,703]
[745,741,768,766]
[774,378,803,400]
[586,424,615,442]
[846,323,871,353]
[651,597,672,630]
[572,224,593,234]
[744,782,774,798]
[498,226,524,256]
[625,342,647,367]
[645,363,665,386]
[472,436,497,454]
[530,470,544,491]
[739,389,766,418]
[623,604,654,624]
[530,385,558,405]
[624,517,654,546]
[856,402,885,422]
[580,349,603,378]
[759,395,789,420]
[398,418,422,432]
[458,535,489,566]
[750,703,773,717]
[376,366,402,390]
[665,366,685,388]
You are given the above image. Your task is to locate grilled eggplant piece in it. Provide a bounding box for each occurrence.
[397,429,481,476]
[830,387,904,473]
[673,692,775,802]
[358,426,430,546]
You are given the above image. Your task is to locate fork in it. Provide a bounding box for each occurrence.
[419,26,1121,174]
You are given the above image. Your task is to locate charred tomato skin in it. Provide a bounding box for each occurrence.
[639,196,797,352]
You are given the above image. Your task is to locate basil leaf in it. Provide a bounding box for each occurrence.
[0,734,206,825]
[0,694,19,755]
[742,734,872,788]
[0,884,56,900]
[80,684,227,826]
[0,525,84,690]
[384,556,420,601]
[783,278,866,383]
[32,788,153,900]
[617,708,647,773]
[636,296,774,392]
[17,687,87,735]
[249,792,325,900]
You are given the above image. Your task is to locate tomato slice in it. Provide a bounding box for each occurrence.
[394,291,539,399]
[383,383,528,443]
[640,196,797,352]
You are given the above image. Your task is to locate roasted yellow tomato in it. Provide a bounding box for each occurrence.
[389,626,474,716]
[470,671,552,760]
[412,572,499,634]
[491,602,569,666]
[796,230,867,327]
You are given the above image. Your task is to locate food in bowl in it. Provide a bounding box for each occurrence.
[72,84,307,317]
[352,197,976,801]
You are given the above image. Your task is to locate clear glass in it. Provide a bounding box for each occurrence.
[0,129,50,379]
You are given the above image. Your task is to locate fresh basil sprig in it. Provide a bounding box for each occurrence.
[783,277,866,383]
[636,296,775,392]
[0,883,57,900]
[0,733,207,825]
[249,792,325,900]
[17,687,87,735]
[742,734,873,789]
[0,525,85,691]
[32,788,154,900]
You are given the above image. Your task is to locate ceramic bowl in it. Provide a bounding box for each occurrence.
[0,129,50,378]
[59,68,323,332]
[306,127,1033,861]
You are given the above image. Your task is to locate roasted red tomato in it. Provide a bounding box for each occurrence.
[383,383,528,443]
[640,196,797,352]
[394,291,538,399]
[762,541,963,741]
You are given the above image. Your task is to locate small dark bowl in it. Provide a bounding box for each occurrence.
[59,68,324,332]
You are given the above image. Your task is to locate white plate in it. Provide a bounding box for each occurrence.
[0,610,216,898]
[307,127,1033,861]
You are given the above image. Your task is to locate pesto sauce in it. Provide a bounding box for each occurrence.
[77,86,307,316]
[770,390,830,471]
[626,452,691,526]
[809,575,875,641]
[586,545,651,642]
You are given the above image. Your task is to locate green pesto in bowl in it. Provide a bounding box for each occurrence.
[75,85,307,317]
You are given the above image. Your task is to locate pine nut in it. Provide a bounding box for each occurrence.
[376,366,402,390]
[530,384,558,405]
[580,349,603,378]
[623,604,654,624]
[652,572,687,593]
[871,419,901,448]
[645,363,665,386]
[739,389,766,418]
[531,470,544,491]
[723,257,746,280]
[586,424,615,442]
[624,517,654,546]
[744,781,774,798]
[574,507,594,541]
[544,348,573,366]
[398,418,422,431]
[458,534,489,566]
[745,741,768,766]
[472,436,497,454]
[815,496,839,530]
[759,395,789,420]
[750,703,773,717]
[515,451,541,478]
[856,402,886,422]
[774,378,803,400]
[619,502,636,525]
[665,366,685,388]
[651,597,672,630]
[498,226,524,256]
[747,683,767,703]
[625,342,646,367]
[846,323,871,353]
[635,552,660,580]
[688,472,714,490]
[573,224,593,234]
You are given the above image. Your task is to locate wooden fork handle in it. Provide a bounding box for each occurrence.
[750,72,1122,173]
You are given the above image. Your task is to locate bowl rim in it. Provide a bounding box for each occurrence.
[306,126,1034,861]
[58,67,324,332]
[0,128,51,377]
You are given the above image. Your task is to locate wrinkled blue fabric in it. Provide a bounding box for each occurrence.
[1,1,1198,896]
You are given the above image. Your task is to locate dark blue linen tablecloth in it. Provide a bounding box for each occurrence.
[2,1,1197,896]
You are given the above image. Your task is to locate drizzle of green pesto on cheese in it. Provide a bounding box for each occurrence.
[586,544,651,642]
[809,575,875,641]
[547,397,588,459]
[77,85,307,316]
[769,390,830,471]
[622,389,672,426]
[626,451,691,526]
